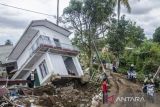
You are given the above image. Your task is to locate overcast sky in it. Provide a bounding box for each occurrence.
[0,0,160,45]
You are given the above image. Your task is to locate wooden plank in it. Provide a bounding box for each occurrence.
[0,79,29,85]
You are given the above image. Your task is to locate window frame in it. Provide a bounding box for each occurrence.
[39,60,49,78]
[53,38,61,47]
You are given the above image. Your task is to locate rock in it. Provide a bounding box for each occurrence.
[62,86,73,91]
[91,95,101,107]
[81,99,89,102]
[68,100,72,103]
[51,74,61,81]
[81,74,90,84]
[79,103,85,107]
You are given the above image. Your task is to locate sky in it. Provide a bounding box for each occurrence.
[0,0,160,45]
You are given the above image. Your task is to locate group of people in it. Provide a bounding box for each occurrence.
[100,63,158,104]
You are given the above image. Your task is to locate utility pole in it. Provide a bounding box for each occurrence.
[57,0,59,25]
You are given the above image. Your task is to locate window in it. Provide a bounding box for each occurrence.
[39,60,49,78]
[43,36,50,41]
[42,35,51,44]
[53,38,61,47]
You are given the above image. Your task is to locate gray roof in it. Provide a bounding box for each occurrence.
[8,28,39,60]
[8,19,71,60]
[0,45,14,64]
[31,19,71,36]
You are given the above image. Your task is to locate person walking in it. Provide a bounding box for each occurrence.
[112,61,117,72]
[101,78,108,104]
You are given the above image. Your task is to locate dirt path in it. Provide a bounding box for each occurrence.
[101,73,160,107]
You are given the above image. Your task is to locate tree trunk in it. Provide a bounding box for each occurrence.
[88,46,93,76]
[117,0,121,22]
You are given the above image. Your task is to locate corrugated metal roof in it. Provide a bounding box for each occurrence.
[0,45,14,64]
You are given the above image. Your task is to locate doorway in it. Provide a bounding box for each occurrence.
[34,69,40,86]
[62,56,78,76]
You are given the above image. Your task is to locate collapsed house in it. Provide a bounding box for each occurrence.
[0,45,16,79]
[7,19,84,86]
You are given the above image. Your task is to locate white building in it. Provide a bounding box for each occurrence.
[8,20,83,85]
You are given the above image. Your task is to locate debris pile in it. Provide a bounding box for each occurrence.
[2,82,101,107]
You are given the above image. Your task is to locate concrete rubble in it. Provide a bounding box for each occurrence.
[0,81,102,107]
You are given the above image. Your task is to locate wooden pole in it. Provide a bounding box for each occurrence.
[153,66,160,80]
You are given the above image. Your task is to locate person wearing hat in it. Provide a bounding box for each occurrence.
[128,64,136,80]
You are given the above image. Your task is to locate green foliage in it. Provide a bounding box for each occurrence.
[107,16,128,56]
[107,16,145,56]
[120,41,160,81]
[5,39,13,45]
[100,49,115,63]
[125,22,145,47]
[63,0,116,73]
[153,27,160,43]
[136,72,145,82]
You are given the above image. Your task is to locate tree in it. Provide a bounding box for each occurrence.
[107,16,128,56]
[107,16,145,56]
[125,21,145,47]
[153,27,160,43]
[63,0,115,74]
[117,0,131,21]
[117,0,140,22]
[124,41,160,74]
[5,39,13,45]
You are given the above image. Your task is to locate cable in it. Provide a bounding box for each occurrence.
[0,2,56,18]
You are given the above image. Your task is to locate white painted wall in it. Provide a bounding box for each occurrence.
[32,53,83,85]
[16,25,83,83]
[31,52,53,85]
[72,57,84,76]
[17,26,72,70]
[32,26,72,46]
[17,33,40,69]
[49,53,68,75]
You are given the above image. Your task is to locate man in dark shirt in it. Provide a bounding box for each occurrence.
[27,71,35,88]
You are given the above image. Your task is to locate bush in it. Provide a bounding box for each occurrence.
[142,60,159,75]
[136,72,145,82]
[121,41,160,79]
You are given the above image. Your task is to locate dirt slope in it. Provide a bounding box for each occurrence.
[101,73,160,107]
